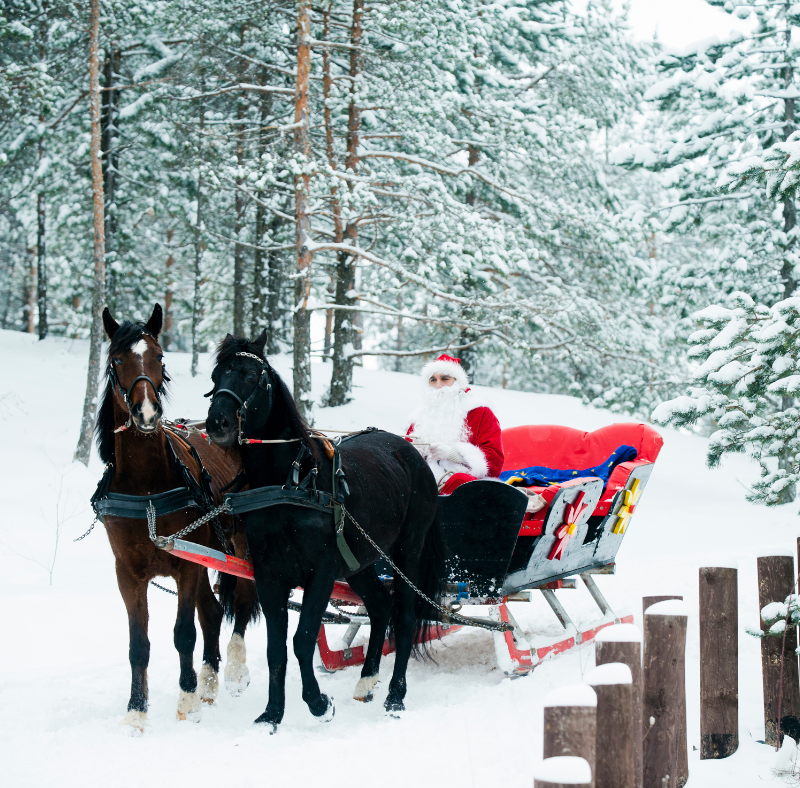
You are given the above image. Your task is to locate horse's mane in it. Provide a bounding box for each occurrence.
[95,320,171,464]
[213,335,321,462]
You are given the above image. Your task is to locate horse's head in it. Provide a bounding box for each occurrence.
[102,304,168,434]
[206,329,272,447]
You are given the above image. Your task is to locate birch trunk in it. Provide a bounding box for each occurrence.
[293,0,313,418]
[74,0,106,465]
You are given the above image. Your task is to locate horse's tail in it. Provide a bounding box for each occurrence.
[408,512,446,660]
[217,571,262,625]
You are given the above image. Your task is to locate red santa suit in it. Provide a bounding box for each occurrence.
[406,355,504,495]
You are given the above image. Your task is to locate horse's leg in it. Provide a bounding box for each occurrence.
[195,570,223,705]
[346,567,392,702]
[384,570,417,715]
[174,564,203,721]
[224,532,256,696]
[253,579,291,731]
[293,573,336,719]
[116,563,150,732]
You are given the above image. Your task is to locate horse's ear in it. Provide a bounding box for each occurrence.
[102,307,119,340]
[253,329,267,355]
[145,303,162,337]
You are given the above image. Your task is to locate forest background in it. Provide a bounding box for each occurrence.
[4,0,800,506]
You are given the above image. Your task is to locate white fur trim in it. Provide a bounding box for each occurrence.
[449,440,489,478]
[353,674,379,702]
[421,357,469,389]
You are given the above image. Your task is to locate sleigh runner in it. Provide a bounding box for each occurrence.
[161,421,662,676]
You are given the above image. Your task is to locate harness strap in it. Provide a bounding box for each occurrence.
[94,487,202,520]
[224,486,335,516]
[332,450,360,571]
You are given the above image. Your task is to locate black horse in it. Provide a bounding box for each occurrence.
[205,331,443,730]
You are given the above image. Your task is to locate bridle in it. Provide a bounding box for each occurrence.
[110,332,165,433]
[210,351,296,445]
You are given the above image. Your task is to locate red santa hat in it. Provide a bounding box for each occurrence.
[420,353,469,390]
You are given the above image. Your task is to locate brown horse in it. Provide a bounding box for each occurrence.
[95,304,258,732]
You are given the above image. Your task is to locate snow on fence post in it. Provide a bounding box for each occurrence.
[699,565,738,759]
[585,662,635,788]
[533,757,592,788]
[595,624,642,788]
[643,599,688,788]
[543,685,597,788]
[642,595,687,787]
[757,551,800,746]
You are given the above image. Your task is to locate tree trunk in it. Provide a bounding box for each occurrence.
[780,57,797,502]
[101,45,119,308]
[36,190,46,339]
[163,228,174,349]
[36,1,48,340]
[458,144,481,378]
[74,0,106,465]
[328,0,363,406]
[293,0,313,418]
[26,260,35,333]
[191,70,205,377]
[266,211,287,355]
[251,73,272,338]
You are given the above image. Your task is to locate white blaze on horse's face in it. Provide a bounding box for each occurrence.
[131,339,148,357]
[140,388,157,424]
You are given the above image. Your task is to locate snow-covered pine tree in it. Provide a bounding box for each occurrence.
[653,292,800,506]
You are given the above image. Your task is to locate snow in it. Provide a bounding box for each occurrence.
[595,623,642,643]
[532,756,592,785]
[755,547,796,558]
[1,328,799,787]
[645,600,689,617]
[584,663,633,686]
[543,684,597,708]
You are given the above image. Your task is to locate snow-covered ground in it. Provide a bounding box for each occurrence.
[0,328,796,788]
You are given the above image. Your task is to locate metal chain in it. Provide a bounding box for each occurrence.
[150,581,178,596]
[340,505,510,634]
[146,500,232,549]
[73,517,98,542]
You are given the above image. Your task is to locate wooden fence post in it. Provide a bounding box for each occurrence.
[534,757,592,788]
[596,624,642,788]
[757,552,800,746]
[699,565,738,759]
[585,662,635,788]
[642,594,687,787]
[543,685,597,788]
[643,599,688,788]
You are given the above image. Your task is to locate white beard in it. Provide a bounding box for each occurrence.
[409,385,469,446]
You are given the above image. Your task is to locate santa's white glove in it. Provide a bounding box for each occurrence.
[429,442,463,464]
[524,491,547,514]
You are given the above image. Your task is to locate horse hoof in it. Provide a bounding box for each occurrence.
[120,710,147,734]
[177,690,202,722]
[310,694,335,722]
[254,710,281,733]
[199,664,219,705]
[384,698,405,718]
[353,675,379,703]
[224,634,250,697]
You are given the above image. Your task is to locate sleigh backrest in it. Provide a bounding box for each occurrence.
[501,423,663,474]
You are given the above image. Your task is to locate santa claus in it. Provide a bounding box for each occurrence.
[405,354,503,496]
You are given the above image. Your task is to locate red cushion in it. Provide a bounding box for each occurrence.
[501,423,663,473]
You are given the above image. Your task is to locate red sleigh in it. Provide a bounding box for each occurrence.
[169,422,663,676]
